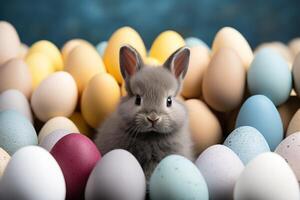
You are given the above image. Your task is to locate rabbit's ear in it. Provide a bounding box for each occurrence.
[163,47,190,80]
[119,44,143,80]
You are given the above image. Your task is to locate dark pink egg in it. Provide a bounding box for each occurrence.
[50,133,101,200]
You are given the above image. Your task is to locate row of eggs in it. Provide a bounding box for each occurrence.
[0,107,300,200]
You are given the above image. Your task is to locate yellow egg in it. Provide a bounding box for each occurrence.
[144,57,161,66]
[185,99,222,154]
[103,26,147,83]
[38,116,79,143]
[81,73,120,128]
[27,40,63,71]
[121,81,127,96]
[212,27,253,69]
[149,30,185,63]
[61,39,93,63]
[0,58,32,99]
[65,45,106,95]
[0,148,10,177]
[69,112,93,137]
[25,52,54,89]
[0,21,20,65]
[18,43,28,59]
[181,45,210,99]
[31,71,78,122]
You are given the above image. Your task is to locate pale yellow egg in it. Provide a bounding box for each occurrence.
[61,39,93,64]
[81,73,120,128]
[103,26,147,83]
[144,57,161,66]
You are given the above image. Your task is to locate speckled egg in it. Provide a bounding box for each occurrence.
[195,145,244,200]
[85,149,146,200]
[224,126,270,164]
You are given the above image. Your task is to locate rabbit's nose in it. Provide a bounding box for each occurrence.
[147,113,160,124]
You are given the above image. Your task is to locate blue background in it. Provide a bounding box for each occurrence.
[1,0,300,48]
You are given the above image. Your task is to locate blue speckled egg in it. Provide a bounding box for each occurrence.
[247,48,292,106]
[224,126,270,164]
[96,41,107,56]
[185,37,210,49]
[0,110,38,155]
[235,95,283,151]
[149,155,209,200]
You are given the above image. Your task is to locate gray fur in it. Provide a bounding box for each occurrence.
[94,45,194,180]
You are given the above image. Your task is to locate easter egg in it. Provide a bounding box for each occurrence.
[0,148,10,177]
[236,95,283,150]
[38,116,79,143]
[51,134,101,200]
[181,45,210,99]
[185,37,210,49]
[0,110,37,155]
[0,146,66,200]
[19,43,28,58]
[289,38,300,57]
[0,89,33,123]
[61,39,93,63]
[212,27,253,69]
[0,58,32,98]
[234,152,299,200]
[149,30,185,64]
[85,149,146,200]
[104,26,146,83]
[27,40,63,71]
[144,57,161,66]
[287,109,300,136]
[202,48,246,112]
[292,52,300,96]
[224,126,270,164]
[69,112,93,137]
[65,44,106,94]
[121,81,127,96]
[275,132,300,181]
[96,41,107,56]
[31,71,78,122]
[195,145,244,200]
[25,52,54,89]
[39,129,73,151]
[248,48,292,106]
[81,73,120,128]
[277,96,300,132]
[185,99,222,154]
[0,21,20,65]
[149,155,209,200]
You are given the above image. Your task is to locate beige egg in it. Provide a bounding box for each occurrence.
[287,109,300,136]
[181,45,210,99]
[81,73,120,128]
[19,43,28,59]
[65,45,106,95]
[185,99,222,154]
[0,58,32,98]
[212,27,253,69]
[278,96,300,133]
[0,21,20,65]
[31,71,78,122]
[292,53,300,96]
[255,42,293,64]
[202,48,246,112]
[61,39,93,63]
[38,116,79,143]
[0,148,10,177]
[289,38,300,58]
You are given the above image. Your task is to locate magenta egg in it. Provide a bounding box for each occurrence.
[51,133,101,200]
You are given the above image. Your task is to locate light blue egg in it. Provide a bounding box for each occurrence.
[96,41,107,56]
[247,48,292,106]
[235,95,283,151]
[0,110,38,155]
[185,37,210,49]
[149,155,209,200]
[224,126,270,164]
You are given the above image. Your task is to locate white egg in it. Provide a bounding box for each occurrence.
[39,129,73,151]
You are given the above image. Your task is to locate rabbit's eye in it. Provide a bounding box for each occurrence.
[135,95,142,106]
[166,96,172,107]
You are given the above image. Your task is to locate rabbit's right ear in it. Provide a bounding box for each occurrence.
[119,45,143,81]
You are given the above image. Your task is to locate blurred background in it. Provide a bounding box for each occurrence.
[0,0,300,48]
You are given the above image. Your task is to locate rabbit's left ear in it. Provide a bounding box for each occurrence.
[163,47,190,80]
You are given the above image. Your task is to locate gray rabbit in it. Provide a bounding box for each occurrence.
[94,44,194,180]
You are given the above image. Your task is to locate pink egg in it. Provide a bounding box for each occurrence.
[50,133,101,200]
